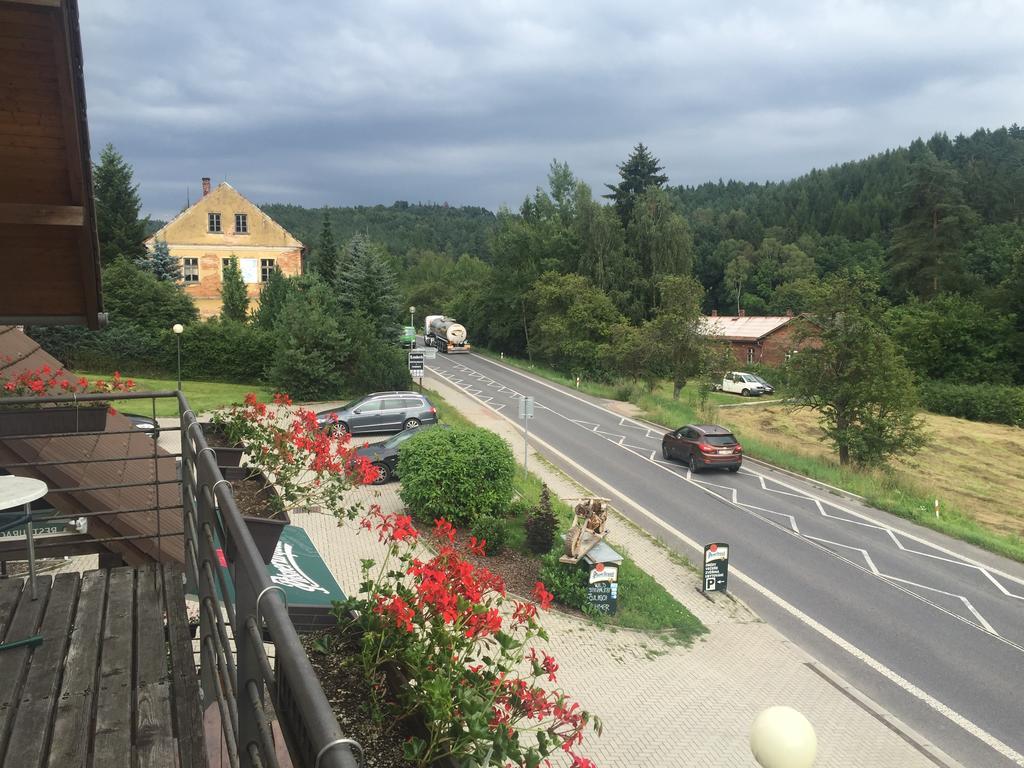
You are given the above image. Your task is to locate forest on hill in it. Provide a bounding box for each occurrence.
[259,201,497,263]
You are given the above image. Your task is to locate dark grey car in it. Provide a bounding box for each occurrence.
[315,391,437,436]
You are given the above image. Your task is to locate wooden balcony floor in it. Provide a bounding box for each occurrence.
[0,564,206,768]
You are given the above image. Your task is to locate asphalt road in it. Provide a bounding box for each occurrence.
[425,350,1024,768]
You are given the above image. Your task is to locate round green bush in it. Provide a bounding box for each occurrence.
[398,426,516,526]
[469,514,508,555]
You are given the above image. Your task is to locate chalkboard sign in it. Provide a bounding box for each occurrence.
[586,581,618,614]
[702,542,730,594]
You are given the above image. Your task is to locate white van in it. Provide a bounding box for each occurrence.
[721,372,768,396]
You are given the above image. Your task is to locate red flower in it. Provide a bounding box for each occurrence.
[468,536,486,556]
[532,582,554,611]
[433,518,456,543]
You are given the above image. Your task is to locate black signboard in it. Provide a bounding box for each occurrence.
[585,581,618,615]
[702,542,729,594]
[408,352,424,371]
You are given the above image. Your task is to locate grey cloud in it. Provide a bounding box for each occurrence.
[79,1,1024,219]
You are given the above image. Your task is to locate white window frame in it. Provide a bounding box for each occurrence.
[235,213,248,234]
[208,212,221,233]
[182,257,200,283]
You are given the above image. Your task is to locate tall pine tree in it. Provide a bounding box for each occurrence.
[93,144,149,266]
[137,239,182,282]
[252,266,289,330]
[337,234,400,340]
[220,256,249,322]
[310,209,339,280]
[886,145,978,298]
[604,143,669,227]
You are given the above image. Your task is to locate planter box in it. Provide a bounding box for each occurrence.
[218,466,289,564]
[0,406,108,437]
[200,423,245,468]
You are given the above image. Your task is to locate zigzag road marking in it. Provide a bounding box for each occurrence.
[740,502,800,533]
[805,535,881,574]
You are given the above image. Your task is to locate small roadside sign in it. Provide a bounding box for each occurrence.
[420,347,437,360]
[517,396,535,419]
[702,542,730,594]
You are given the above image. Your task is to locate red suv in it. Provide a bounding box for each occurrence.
[662,424,742,473]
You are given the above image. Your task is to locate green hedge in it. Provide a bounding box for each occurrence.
[29,321,275,383]
[918,381,1024,427]
[398,426,515,526]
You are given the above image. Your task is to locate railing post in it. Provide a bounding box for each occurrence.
[236,562,261,767]
[194,444,219,714]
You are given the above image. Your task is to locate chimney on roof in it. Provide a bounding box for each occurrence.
[201,177,211,196]
[711,309,718,317]
[786,308,793,317]
[738,309,746,317]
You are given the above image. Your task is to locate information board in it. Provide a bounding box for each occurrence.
[702,542,730,593]
[585,581,618,614]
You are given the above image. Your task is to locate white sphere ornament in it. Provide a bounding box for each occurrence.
[750,706,818,768]
[172,323,184,334]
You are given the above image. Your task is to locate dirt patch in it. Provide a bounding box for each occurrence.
[719,404,1024,538]
[229,474,283,521]
[302,631,415,768]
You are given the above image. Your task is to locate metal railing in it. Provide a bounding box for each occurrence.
[0,391,361,768]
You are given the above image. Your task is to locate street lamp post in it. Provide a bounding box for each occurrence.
[172,323,184,391]
[409,305,416,332]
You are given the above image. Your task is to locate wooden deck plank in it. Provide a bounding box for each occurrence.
[46,569,106,768]
[4,572,80,768]
[91,568,135,768]
[0,576,52,762]
[163,566,207,768]
[135,681,178,767]
[0,578,24,638]
[135,563,167,686]
[134,563,176,766]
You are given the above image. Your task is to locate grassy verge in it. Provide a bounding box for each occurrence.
[472,349,1024,564]
[74,371,273,418]
[426,385,707,642]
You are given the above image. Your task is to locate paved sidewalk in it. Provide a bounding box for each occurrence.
[292,372,947,768]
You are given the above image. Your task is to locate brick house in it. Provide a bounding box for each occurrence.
[144,179,304,318]
[701,310,812,367]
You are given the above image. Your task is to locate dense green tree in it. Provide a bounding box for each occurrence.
[267,276,348,399]
[527,272,625,377]
[337,234,401,340]
[252,266,289,330]
[309,209,339,280]
[219,256,249,322]
[573,185,630,309]
[885,294,1015,384]
[137,239,182,282]
[787,273,926,467]
[605,143,669,226]
[93,144,149,266]
[627,188,695,316]
[885,146,978,298]
[101,259,198,333]
[645,275,710,398]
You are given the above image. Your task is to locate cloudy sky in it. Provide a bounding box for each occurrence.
[79,1,1024,220]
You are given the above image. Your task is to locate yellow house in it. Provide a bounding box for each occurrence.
[144,178,304,318]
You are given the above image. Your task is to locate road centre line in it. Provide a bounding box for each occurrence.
[426,363,1024,766]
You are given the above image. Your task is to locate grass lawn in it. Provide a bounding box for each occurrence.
[427,386,707,641]
[476,349,1024,563]
[74,371,273,418]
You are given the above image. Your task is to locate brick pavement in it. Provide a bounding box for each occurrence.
[291,373,946,768]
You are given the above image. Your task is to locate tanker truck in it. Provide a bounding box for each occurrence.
[424,315,471,353]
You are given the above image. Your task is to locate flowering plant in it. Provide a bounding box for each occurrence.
[214,393,378,519]
[337,508,601,767]
[0,363,136,412]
